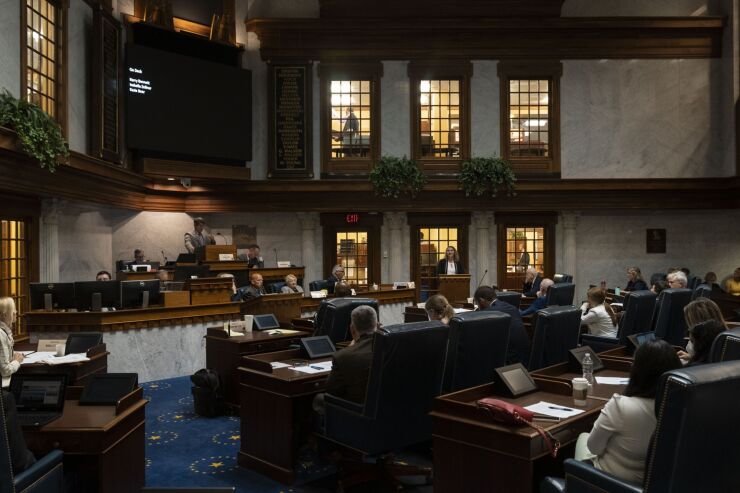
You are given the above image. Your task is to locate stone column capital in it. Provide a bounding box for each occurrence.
[41,198,63,225]
[562,212,581,230]
[472,211,494,230]
[384,212,406,231]
[296,212,319,231]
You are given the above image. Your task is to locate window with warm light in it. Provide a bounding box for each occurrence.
[335,231,369,286]
[23,0,66,124]
[417,227,459,302]
[498,62,561,174]
[320,63,381,175]
[0,220,28,336]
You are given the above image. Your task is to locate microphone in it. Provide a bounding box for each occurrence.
[274,249,278,267]
[476,269,489,288]
[161,250,168,263]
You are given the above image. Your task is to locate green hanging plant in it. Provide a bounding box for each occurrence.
[0,89,69,172]
[460,156,517,198]
[369,155,426,199]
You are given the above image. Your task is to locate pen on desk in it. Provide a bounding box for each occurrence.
[310,365,324,370]
[548,406,574,412]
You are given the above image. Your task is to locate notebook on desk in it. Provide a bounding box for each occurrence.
[10,374,67,428]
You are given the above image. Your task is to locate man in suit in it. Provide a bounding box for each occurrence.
[474,286,531,366]
[184,217,215,254]
[246,244,264,269]
[523,267,543,297]
[233,273,266,301]
[520,278,554,316]
[2,391,36,474]
[326,265,346,294]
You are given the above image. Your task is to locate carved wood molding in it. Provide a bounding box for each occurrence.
[299,288,416,312]
[245,17,725,61]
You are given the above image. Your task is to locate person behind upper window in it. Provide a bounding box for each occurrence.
[666,270,688,289]
[574,339,681,484]
[726,267,740,296]
[518,245,530,271]
[523,267,542,297]
[184,217,215,254]
[580,287,618,337]
[677,298,727,365]
[0,297,23,388]
[96,270,111,281]
[425,294,455,325]
[520,278,554,317]
[474,286,530,366]
[281,274,304,294]
[625,267,648,291]
[437,246,464,275]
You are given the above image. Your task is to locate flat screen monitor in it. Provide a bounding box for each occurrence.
[627,331,658,349]
[494,363,537,397]
[74,281,120,311]
[120,280,161,309]
[65,332,103,355]
[253,314,280,331]
[10,374,67,412]
[29,283,76,310]
[173,265,212,282]
[300,336,336,359]
[79,373,138,405]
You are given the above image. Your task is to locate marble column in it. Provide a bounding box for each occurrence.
[561,212,580,285]
[40,198,61,283]
[385,212,406,283]
[297,212,320,290]
[472,211,494,290]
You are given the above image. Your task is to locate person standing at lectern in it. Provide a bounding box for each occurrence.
[437,246,465,275]
[184,217,215,254]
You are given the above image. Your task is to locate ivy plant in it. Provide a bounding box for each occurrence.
[369,155,426,199]
[460,156,517,198]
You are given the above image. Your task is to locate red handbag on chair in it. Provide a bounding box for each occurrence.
[476,398,560,458]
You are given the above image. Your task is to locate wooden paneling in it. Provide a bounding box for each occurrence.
[319,0,566,18]
[141,156,251,181]
[245,17,725,61]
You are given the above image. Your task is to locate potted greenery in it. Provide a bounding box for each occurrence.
[369,155,426,199]
[0,89,69,172]
[460,156,516,197]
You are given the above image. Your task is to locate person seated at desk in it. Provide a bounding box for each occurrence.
[580,287,618,338]
[234,273,266,301]
[184,217,215,254]
[2,391,36,473]
[666,270,688,289]
[133,249,146,264]
[333,282,352,298]
[650,279,667,295]
[726,267,740,296]
[425,294,454,325]
[326,265,346,294]
[519,278,554,317]
[625,267,648,291]
[575,339,681,484]
[474,286,530,366]
[0,297,23,388]
[96,270,112,281]
[246,244,264,269]
[437,246,465,275]
[677,298,728,365]
[697,271,722,292]
[281,274,304,294]
[522,267,542,297]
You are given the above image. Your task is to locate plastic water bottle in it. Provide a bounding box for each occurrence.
[582,352,595,392]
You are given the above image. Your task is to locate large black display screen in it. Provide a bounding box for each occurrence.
[125,43,251,162]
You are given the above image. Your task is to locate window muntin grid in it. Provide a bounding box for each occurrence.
[419,79,461,158]
[0,220,28,336]
[25,0,60,117]
[505,227,545,274]
[509,79,550,158]
[418,227,459,301]
[330,80,372,159]
[335,231,368,286]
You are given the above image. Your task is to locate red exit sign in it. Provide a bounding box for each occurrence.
[345,213,360,224]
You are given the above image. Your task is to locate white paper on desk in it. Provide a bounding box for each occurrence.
[453,308,471,314]
[42,353,90,365]
[270,362,292,369]
[20,352,57,364]
[525,401,585,419]
[595,376,630,385]
[265,329,301,336]
[292,361,333,374]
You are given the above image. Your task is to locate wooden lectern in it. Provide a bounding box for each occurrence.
[184,277,234,305]
[438,274,471,303]
[240,293,304,325]
[198,245,238,262]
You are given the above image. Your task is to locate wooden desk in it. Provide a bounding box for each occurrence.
[241,292,305,325]
[530,359,631,401]
[205,327,310,407]
[238,349,331,484]
[23,389,147,493]
[16,343,109,386]
[432,380,605,493]
[298,287,416,313]
[115,271,158,281]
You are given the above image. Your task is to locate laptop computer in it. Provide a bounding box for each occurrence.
[10,374,67,428]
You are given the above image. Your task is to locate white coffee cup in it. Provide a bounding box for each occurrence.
[572,377,589,406]
[55,343,66,357]
[243,315,254,333]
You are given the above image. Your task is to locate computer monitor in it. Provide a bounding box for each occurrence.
[253,314,280,331]
[65,332,104,355]
[120,280,161,309]
[173,265,212,282]
[74,281,120,311]
[29,282,76,310]
[313,298,379,344]
[79,373,138,405]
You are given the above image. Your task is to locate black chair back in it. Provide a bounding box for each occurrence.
[650,272,667,286]
[645,362,740,492]
[268,281,286,294]
[545,282,575,307]
[443,311,511,392]
[709,328,740,363]
[616,290,657,345]
[652,288,692,346]
[495,291,522,310]
[309,280,330,291]
[313,298,379,344]
[687,275,700,290]
[528,306,581,370]
[691,285,711,301]
[0,392,12,493]
[553,273,573,284]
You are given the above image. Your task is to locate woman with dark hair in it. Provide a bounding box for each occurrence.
[684,320,726,366]
[437,246,464,275]
[575,340,681,484]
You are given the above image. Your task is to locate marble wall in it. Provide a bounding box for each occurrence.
[67,0,92,154]
[0,0,20,96]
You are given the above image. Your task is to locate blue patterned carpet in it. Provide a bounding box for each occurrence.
[142,376,433,492]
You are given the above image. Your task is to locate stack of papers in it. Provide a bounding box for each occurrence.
[20,352,89,365]
[20,352,57,364]
[595,376,630,385]
[524,401,585,420]
[270,362,292,369]
[292,361,333,374]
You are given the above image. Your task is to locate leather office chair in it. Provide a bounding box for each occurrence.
[496,291,522,310]
[691,285,711,300]
[528,306,581,371]
[580,290,657,353]
[553,273,574,284]
[709,328,740,362]
[443,311,511,392]
[546,283,575,307]
[649,272,666,286]
[309,280,330,291]
[268,281,286,293]
[652,288,692,346]
[541,361,740,493]
[324,320,450,490]
[687,275,700,290]
[314,298,379,344]
[0,392,64,493]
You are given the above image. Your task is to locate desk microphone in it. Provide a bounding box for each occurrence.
[476,269,489,288]
[274,248,278,266]
[161,250,168,263]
